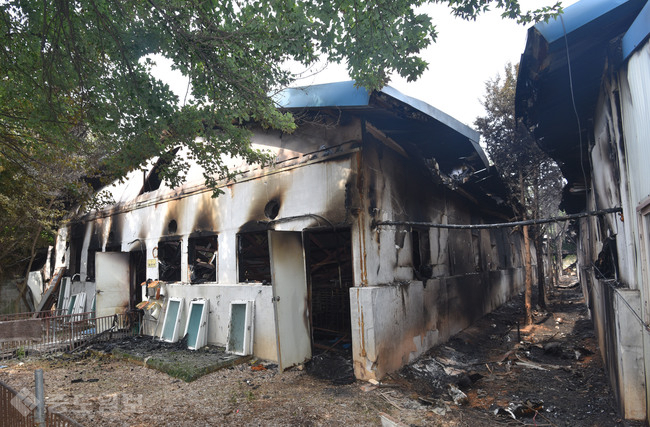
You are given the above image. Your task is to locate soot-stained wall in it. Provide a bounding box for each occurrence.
[58,113,527,379]
[350,138,528,379]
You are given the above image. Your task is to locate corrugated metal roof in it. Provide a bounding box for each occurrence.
[277,81,488,172]
[622,0,650,59]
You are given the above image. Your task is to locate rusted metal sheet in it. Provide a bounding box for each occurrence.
[0,319,42,342]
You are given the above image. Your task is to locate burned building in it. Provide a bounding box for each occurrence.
[517,0,650,420]
[52,81,529,379]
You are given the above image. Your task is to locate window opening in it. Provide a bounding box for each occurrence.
[86,248,98,281]
[238,232,271,283]
[130,249,146,309]
[158,239,182,282]
[411,229,432,279]
[189,235,218,283]
[71,242,82,277]
[139,147,181,194]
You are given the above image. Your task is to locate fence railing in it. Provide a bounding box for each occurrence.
[0,311,141,360]
[0,378,84,427]
[0,309,67,322]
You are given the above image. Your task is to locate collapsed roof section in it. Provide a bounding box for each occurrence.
[276,81,488,176]
[516,0,648,211]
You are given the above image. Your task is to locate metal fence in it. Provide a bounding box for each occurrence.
[0,311,141,360]
[0,310,66,322]
[0,379,83,426]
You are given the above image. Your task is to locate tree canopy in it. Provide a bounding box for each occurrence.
[475,63,563,222]
[0,0,560,279]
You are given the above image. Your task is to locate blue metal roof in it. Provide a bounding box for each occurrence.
[516,0,647,212]
[277,81,477,141]
[622,0,650,59]
[535,0,632,43]
[379,86,479,143]
[275,81,371,109]
[276,81,487,172]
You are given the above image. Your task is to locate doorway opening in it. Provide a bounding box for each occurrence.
[130,246,146,310]
[306,229,354,352]
[305,228,354,383]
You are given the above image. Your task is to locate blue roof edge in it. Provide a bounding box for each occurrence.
[622,0,650,60]
[378,86,480,143]
[274,81,371,109]
[275,80,487,169]
[276,81,479,141]
[378,86,487,169]
[534,0,632,43]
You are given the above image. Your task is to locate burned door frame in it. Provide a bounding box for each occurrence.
[268,230,311,370]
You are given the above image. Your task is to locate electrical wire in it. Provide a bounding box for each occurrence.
[560,15,590,193]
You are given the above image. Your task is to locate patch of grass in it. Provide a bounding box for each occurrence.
[108,347,251,382]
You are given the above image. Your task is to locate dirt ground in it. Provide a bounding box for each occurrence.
[0,276,645,426]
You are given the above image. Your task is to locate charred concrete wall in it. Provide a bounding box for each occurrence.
[58,111,527,380]
[58,118,364,363]
[350,138,528,380]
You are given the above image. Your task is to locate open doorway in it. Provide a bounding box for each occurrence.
[130,247,146,311]
[305,228,354,382]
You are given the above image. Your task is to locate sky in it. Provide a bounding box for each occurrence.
[152,0,575,128]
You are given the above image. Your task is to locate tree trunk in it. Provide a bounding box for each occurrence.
[518,170,533,325]
[18,199,54,312]
[555,234,562,285]
[523,224,533,325]
[535,230,547,310]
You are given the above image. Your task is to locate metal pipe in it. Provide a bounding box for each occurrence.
[34,369,45,426]
[374,207,623,230]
